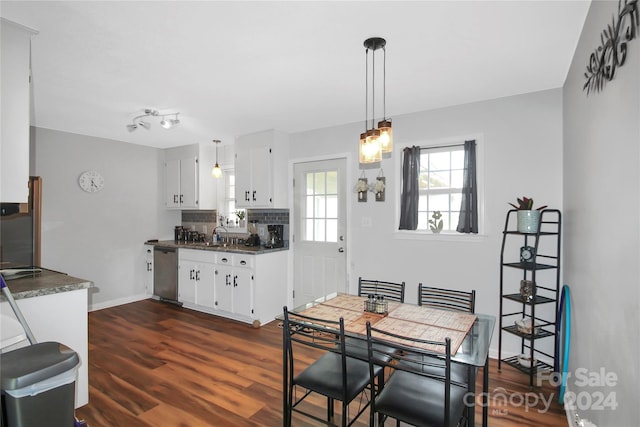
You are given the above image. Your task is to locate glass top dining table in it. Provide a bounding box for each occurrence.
[284,293,496,427]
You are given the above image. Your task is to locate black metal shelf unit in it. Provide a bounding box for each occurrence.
[497,209,561,387]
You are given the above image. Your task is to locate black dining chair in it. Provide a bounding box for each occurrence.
[358,277,405,302]
[282,307,379,427]
[365,321,469,427]
[418,283,477,426]
[346,277,406,363]
[418,283,476,313]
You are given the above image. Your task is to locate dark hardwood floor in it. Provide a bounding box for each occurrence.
[75,299,567,426]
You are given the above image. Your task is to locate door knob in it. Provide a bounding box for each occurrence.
[338,247,344,253]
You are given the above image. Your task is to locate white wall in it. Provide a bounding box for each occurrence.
[563,1,640,425]
[33,127,180,310]
[290,88,563,358]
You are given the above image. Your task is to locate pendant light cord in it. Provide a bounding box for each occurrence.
[371,47,376,130]
[383,46,386,120]
[365,48,369,131]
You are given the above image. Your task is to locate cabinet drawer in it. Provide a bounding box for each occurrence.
[216,253,233,265]
[233,255,254,268]
[179,248,216,264]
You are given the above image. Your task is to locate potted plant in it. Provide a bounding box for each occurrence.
[509,197,547,233]
[235,210,246,228]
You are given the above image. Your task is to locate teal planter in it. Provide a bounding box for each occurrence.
[517,210,540,233]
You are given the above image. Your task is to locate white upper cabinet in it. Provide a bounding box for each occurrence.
[1,19,37,202]
[235,129,289,208]
[163,143,218,210]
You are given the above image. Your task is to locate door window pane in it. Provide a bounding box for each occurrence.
[302,170,339,242]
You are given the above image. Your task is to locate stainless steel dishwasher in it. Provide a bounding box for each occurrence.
[153,246,181,305]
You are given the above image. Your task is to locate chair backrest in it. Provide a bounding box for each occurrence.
[365,322,460,427]
[358,277,405,302]
[418,284,476,313]
[282,307,348,394]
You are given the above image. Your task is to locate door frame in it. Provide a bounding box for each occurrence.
[287,152,353,308]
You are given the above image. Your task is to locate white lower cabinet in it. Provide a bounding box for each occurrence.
[178,249,215,308]
[177,248,286,326]
[214,254,253,319]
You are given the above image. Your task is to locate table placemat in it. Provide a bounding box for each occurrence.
[370,317,467,355]
[297,304,364,326]
[387,304,477,332]
[323,293,402,313]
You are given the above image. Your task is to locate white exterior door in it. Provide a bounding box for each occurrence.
[293,158,347,307]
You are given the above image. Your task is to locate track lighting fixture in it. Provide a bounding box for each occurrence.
[126,108,180,132]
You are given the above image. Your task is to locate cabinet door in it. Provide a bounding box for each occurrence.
[196,262,215,308]
[164,159,181,208]
[235,148,252,208]
[179,156,198,208]
[250,146,272,207]
[1,22,33,203]
[215,263,234,312]
[144,246,154,296]
[233,268,253,317]
[178,261,197,304]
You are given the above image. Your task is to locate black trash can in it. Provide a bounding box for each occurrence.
[1,342,79,427]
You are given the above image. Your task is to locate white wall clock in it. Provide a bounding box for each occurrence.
[78,170,104,193]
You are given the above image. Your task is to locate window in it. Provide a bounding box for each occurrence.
[217,168,245,228]
[304,171,338,242]
[417,145,464,231]
[398,138,479,234]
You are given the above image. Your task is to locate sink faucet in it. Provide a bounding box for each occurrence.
[212,226,228,243]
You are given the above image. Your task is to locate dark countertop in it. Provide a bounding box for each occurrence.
[146,240,289,255]
[1,268,94,301]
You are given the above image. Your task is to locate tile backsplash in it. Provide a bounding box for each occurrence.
[181,208,289,244]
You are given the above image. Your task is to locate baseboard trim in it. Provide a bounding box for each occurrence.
[88,293,151,312]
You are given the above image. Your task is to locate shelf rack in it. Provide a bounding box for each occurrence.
[497,209,562,387]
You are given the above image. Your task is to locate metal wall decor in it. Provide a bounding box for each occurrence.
[356,171,368,202]
[375,169,386,202]
[583,0,639,94]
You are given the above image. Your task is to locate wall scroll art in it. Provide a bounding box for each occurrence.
[584,0,639,94]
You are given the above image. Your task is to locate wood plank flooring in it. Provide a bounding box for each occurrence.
[75,299,567,426]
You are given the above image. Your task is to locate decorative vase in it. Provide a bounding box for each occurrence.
[517,210,540,233]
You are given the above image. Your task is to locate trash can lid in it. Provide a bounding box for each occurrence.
[1,341,79,391]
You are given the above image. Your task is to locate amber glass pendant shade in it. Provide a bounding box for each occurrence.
[377,119,393,153]
[359,129,382,163]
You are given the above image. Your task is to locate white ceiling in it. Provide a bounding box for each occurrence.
[1,1,590,149]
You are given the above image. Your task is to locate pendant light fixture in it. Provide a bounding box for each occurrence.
[211,139,222,178]
[359,37,392,164]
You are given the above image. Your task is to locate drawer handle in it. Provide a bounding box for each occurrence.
[221,257,228,263]
[240,260,246,265]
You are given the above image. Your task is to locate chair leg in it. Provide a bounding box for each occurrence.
[342,402,348,427]
[328,397,334,422]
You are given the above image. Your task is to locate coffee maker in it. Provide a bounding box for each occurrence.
[264,224,284,248]
[245,220,261,247]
